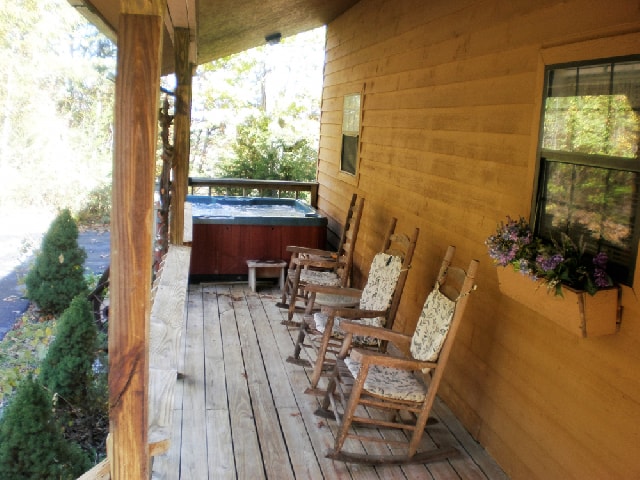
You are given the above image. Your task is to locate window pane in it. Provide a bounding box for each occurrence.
[543,62,640,159]
[538,160,639,280]
[613,62,640,158]
[341,134,358,175]
[547,67,577,97]
[577,64,611,96]
[343,94,361,134]
[543,95,640,158]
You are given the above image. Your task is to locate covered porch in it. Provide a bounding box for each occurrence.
[67,1,640,479]
[151,282,507,479]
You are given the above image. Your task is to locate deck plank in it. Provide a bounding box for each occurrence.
[432,398,510,480]
[153,283,508,480]
[232,286,295,479]
[217,285,266,479]
[246,291,326,478]
[202,284,236,479]
[179,284,208,480]
[263,294,355,480]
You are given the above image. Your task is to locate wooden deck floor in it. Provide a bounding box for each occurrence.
[151,282,508,480]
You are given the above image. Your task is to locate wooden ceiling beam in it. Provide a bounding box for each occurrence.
[165,0,197,65]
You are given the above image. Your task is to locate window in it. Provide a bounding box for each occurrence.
[340,93,361,175]
[535,58,640,285]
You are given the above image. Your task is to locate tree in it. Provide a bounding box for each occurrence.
[25,209,87,315]
[0,376,90,479]
[0,0,115,212]
[217,113,317,183]
[189,27,325,179]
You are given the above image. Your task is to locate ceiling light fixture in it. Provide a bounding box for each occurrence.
[265,33,282,45]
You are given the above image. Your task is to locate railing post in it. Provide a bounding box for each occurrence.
[169,27,192,246]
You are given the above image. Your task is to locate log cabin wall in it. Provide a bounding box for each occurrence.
[318,0,640,478]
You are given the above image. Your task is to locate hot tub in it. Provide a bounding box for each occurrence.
[187,195,327,278]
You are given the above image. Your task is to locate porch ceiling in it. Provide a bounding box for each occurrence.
[67,0,359,75]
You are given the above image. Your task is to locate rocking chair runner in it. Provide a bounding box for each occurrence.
[287,218,419,394]
[277,193,364,326]
[317,247,478,465]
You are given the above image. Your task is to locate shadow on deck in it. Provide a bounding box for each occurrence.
[151,282,508,480]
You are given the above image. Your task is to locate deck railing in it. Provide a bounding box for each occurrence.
[188,177,319,207]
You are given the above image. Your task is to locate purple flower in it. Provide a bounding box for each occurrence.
[536,253,564,272]
[593,268,610,288]
[486,216,534,267]
[487,215,614,295]
[593,252,608,270]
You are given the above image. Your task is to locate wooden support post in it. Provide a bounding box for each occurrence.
[110,2,163,478]
[170,27,193,245]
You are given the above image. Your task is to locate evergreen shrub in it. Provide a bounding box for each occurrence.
[0,376,90,479]
[25,209,87,315]
[39,296,97,406]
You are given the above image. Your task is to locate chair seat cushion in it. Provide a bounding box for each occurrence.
[313,313,383,346]
[311,293,359,308]
[344,357,427,402]
[299,269,342,286]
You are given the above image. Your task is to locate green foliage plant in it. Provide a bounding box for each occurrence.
[218,113,317,184]
[0,376,90,479]
[39,296,97,407]
[75,182,112,226]
[25,209,88,315]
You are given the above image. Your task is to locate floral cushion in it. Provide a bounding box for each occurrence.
[313,253,403,346]
[299,269,342,286]
[359,253,403,311]
[344,357,428,402]
[410,285,456,362]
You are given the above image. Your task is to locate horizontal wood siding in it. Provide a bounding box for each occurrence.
[319,0,640,478]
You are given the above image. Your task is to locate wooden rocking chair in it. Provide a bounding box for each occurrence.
[317,247,478,465]
[287,218,419,395]
[276,193,364,326]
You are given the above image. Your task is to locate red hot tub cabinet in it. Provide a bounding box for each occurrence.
[187,196,327,279]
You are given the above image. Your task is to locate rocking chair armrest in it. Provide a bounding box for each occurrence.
[321,307,387,320]
[292,257,339,269]
[353,348,436,372]
[339,321,411,348]
[286,245,337,258]
[304,285,363,297]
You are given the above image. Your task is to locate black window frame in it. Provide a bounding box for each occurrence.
[534,55,640,286]
[340,93,361,175]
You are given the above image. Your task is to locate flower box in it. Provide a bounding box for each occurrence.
[497,267,620,337]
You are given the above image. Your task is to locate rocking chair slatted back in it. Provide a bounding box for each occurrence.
[278,193,364,325]
[333,194,364,287]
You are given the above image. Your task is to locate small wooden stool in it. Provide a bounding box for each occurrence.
[246,259,287,292]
